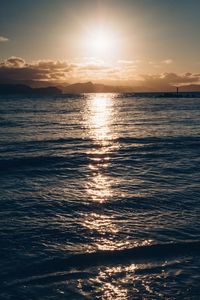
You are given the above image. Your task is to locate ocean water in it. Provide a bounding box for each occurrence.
[0,93,200,299]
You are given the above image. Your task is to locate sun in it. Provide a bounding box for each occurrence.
[92,32,112,53]
[85,28,118,59]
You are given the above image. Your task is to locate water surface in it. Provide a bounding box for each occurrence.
[0,94,200,299]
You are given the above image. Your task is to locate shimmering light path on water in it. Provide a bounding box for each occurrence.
[0,94,200,299]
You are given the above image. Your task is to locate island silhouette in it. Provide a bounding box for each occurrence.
[1,81,200,97]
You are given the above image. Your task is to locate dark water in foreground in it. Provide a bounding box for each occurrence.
[0,94,200,299]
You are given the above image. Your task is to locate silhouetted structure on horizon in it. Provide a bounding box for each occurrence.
[176,87,179,97]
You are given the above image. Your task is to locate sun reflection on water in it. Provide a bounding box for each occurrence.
[86,173,112,203]
[95,264,137,299]
[84,93,118,204]
[88,93,113,142]
[77,94,157,299]
[78,264,139,300]
[83,213,118,234]
[82,94,121,250]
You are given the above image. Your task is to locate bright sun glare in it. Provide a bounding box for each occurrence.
[86,28,117,59]
[92,32,112,52]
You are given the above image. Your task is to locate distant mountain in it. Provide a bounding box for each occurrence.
[0,84,62,95]
[62,82,200,93]
[33,86,62,95]
[1,82,200,96]
[0,78,65,88]
[62,82,130,93]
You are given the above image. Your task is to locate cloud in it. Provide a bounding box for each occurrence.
[137,72,200,90]
[0,57,199,89]
[32,60,74,71]
[161,72,199,84]
[118,60,140,65]
[149,59,173,68]
[0,56,137,84]
[78,62,109,71]
[2,57,25,67]
[0,57,75,82]
[0,36,9,42]
[162,59,173,64]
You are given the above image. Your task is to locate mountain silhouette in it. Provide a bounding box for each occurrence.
[0,84,62,95]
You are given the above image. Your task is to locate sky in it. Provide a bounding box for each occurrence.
[0,0,200,88]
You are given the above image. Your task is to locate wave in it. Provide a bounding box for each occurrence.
[3,241,200,285]
[2,135,200,146]
[0,154,90,174]
[1,135,199,177]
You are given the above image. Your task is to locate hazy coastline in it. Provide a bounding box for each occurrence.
[1,82,200,97]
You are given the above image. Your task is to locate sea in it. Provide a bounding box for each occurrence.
[0,93,200,299]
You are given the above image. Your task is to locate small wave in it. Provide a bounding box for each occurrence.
[2,135,200,147]
[10,271,91,287]
[0,154,89,174]
[3,241,200,284]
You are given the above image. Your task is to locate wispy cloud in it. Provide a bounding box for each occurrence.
[137,72,200,90]
[0,36,9,42]
[118,60,141,65]
[162,59,173,64]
